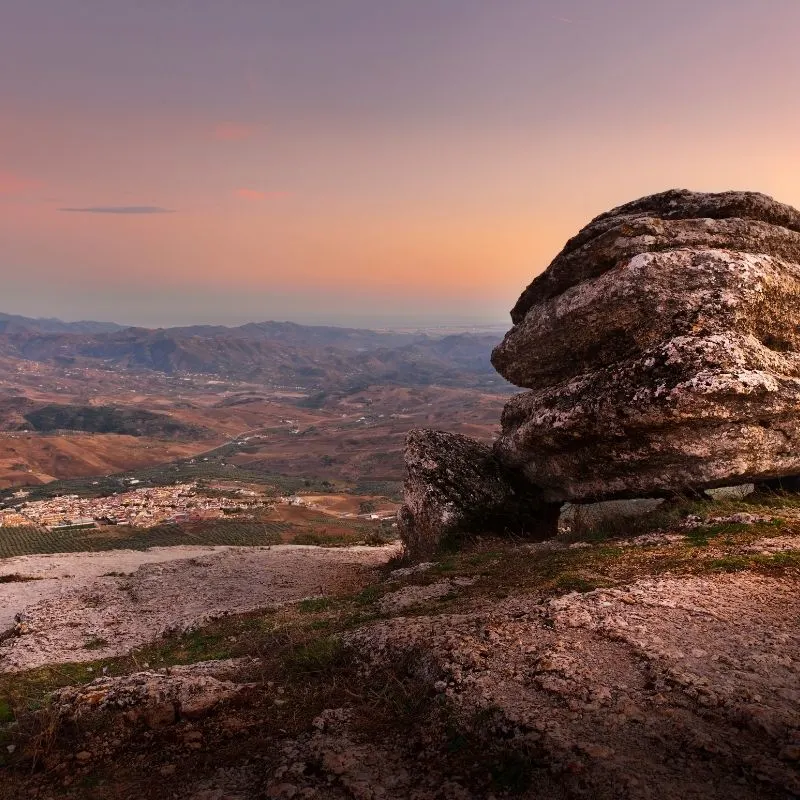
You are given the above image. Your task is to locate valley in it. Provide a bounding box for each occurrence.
[0,314,509,492]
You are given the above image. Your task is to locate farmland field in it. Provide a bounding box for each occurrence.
[0,513,396,558]
[0,520,290,558]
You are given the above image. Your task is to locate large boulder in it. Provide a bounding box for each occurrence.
[398,429,560,558]
[492,189,800,502]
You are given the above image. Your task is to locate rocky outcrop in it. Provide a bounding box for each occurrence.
[347,572,800,799]
[492,189,800,502]
[398,429,560,558]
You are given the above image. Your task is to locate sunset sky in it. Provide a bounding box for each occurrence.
[2,0,800,327]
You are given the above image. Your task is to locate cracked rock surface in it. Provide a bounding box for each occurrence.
[347,571,800,800]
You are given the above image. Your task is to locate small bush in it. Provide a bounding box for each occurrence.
[0,574,41,584]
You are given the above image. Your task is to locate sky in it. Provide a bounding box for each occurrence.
[1,0,800,328]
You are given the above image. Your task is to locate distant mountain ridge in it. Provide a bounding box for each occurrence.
[0,312,127,335]
[0,313,508,391]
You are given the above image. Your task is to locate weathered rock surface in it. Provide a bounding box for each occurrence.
[0,545,397,672]
[347,572,800,800]
[52,658,257,728]
[492,189,800,501]
[398,429,560,557]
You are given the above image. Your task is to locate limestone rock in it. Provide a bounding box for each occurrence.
[398,429,560,558]
[51,658,256,728]
[492,189,800,501]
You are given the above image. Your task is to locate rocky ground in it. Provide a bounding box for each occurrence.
[0,495,798,799]
[0,545,397,672]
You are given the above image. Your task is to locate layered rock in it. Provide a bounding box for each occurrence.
[398,429,560,558]
[491,190,800,502]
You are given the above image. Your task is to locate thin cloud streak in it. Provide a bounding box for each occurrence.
[59,206,175,214]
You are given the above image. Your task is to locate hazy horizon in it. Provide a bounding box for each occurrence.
[3,1,800,325]
[0,300,510,331]
[0,292,511,331]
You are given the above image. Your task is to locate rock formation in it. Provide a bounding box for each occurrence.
[398,429,560,558]
[492,189,800,501]
[398,189,800,554]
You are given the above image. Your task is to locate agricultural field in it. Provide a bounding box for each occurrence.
[0,507,397,558]
[0,521,288,558]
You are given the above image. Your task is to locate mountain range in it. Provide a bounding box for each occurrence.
[0,313,508,391]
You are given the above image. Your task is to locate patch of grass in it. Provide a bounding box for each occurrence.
[552,573,603,593]
[767,549,800,568]
[0,698,14,723]
[354,585,383,606]
[463,551,502,568]
[160,627,235,665]
[744,489,800,508]
[297,597,333,613]
[286,636,347,674]
[706,556,752,573]
[685,523,749,547]
[563,494,788,546]
[430,557,458,575]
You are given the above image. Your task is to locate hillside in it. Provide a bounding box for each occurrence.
[0,497,797,799]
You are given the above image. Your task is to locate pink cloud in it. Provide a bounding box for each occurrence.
[0,171,39,194]
[213,122,254,142]
[234,188,266,201]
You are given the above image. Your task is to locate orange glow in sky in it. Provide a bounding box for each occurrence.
[2,1,799,326]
